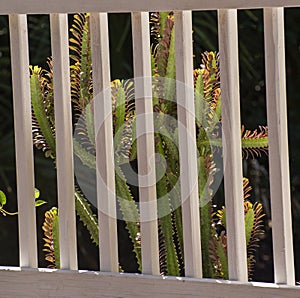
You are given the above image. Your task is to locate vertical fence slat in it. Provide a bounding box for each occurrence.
[218,9,248,282]
[9,14,37,268]
[131,11,160,275]
[90,12,119,273]
[264,7,295,285]
[174,11,202,278]
[50,13,77,270]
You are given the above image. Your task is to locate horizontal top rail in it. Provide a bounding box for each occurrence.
[1,0,300,14]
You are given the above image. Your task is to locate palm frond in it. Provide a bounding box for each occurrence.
[30,63,56,158]
[241,125,268,158]
[42,207,60,269]
[246,201,265,279]
[209,230,228,279]
[70,14,95,156]
[111,79,135,161]
[210,177,265,280]
[151,12,174,78]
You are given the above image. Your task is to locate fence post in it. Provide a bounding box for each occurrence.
[50,13,78,270]
[90,12,119,273]
[218,9,248,282]
[174,10,202,278]
[9,14,37,268]
[132,11,160,275]
[264,7,295,285]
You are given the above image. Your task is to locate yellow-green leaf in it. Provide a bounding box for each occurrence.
[35,200,46,207]
[35,188,40,199]
[0,190,6,206]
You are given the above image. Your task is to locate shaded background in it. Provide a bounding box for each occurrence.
[0,9,299,282]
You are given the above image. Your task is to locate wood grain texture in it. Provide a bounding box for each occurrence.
[90,12,119,273]
[174,10,202,278]
[1,0,300,14]
[50,14,77,270]
[218,9,248,282]
[264,7,295,285]
[9,14,37,268]
[0,267,299,297]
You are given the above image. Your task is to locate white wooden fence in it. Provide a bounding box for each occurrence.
[1,1,300,297]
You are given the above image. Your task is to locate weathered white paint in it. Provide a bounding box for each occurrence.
[174,11,202,278]
[0,267,299,297]
[50,14,77,270]
[264,8,295,286]
[1,0,300,14]
[9,14,37,268]
[90,12,119,272]
[131,12,160,275]
[218,9,248,282]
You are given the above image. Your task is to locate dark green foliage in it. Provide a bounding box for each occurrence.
[30,12,269,278]
[212,178,265,279]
